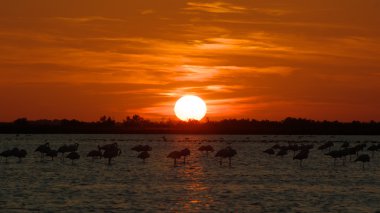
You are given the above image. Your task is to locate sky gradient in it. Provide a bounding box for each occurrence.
[0,0,380,121]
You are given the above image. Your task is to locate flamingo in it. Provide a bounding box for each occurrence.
[66,152,80,165]
[180,148,190,164]
[1,149,13,163]
[12,148,27,162]
[87,145,102,160]
[353,143,367,156]
[35,142,51,161]
[46,150,58,161]
[293,150,309,167]
[215,147,237,167]
[167,151,181,167]
[57,145,69,161]
[137,151,150,163]
[103,146,121,165]
[355,154,370,169]
[276,149,288,157]
[318,141,334,152]
[131,145,152,152]
[131,145,144,152]
[367,145,379,157]
[341,141,349,148]
[198,145,214,157]
[263,148,275,155]
[142,145,152,152]
[99,143,118,151]
[325,150,344,166]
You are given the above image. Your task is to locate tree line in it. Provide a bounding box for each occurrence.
[0,115,379,134]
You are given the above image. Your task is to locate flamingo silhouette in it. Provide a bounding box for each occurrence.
[12,148,27,162]
[137,151,150,163]
[167,151,181,167]
[66,152,80,165]
[103,146,121,165]
[325,150,344,166]
[46,150,58,161]
[355,154,370,169]
[57,145,68,161]
[276,149,288,157]
[198,145,214,157]
[35,143,51,161]
[367,145,379,157]
[215,147,237,167]
[263,148,275,155]
[1,149,13,163]
[87,145,102,160]
[180,148,190,164]
[293,150,309,167]
[318,141,334,152]
[341,141,349,148]
[131,145,152,152]
[99,143,118,151]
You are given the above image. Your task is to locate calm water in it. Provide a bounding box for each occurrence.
[1,134,380,213]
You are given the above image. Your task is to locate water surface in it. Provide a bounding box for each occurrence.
[1,134,380,212]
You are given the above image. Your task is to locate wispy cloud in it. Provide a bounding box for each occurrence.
[186,2,247,13]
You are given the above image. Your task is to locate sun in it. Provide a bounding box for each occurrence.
[174,95,207,121]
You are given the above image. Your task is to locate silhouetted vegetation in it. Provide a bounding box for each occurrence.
[0,116,379,134]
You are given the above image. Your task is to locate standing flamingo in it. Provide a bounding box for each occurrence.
[66,152,80,165]
[46,149,58,161]
[180,148,190,164]
[276,149,288,157]
[35,142,51,161]
[263,148,275,155]
[57,145,68,161]
[293,150,309,167]
[367,145,379,157]
[167,151,181,167]
[137,151,150,163]
[198,145,214,157]
[1,149,13,163]
[12,148,27,162]
[215,147,237,167]
[87,145,102,160]
[103,146,121,165]
[318,141,334,152]
[355,154,370,169]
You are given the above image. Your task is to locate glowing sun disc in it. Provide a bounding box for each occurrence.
[174,95,207,121]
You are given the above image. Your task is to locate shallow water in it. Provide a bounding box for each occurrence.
[1,134,380,212]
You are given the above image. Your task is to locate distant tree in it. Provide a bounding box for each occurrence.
[14,118,29,126]
[98,116,116,127]
[123,114,145,127]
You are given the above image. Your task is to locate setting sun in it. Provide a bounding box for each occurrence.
[174,95,207,121]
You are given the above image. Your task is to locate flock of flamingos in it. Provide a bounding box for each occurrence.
[0,137,379,169]
[0,138,237,167]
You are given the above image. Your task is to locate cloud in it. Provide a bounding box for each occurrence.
[186,2,247,13]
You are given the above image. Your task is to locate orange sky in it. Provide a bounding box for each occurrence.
[0,1,380,122]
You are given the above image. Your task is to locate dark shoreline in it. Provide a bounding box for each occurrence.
[1,116,380,135]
